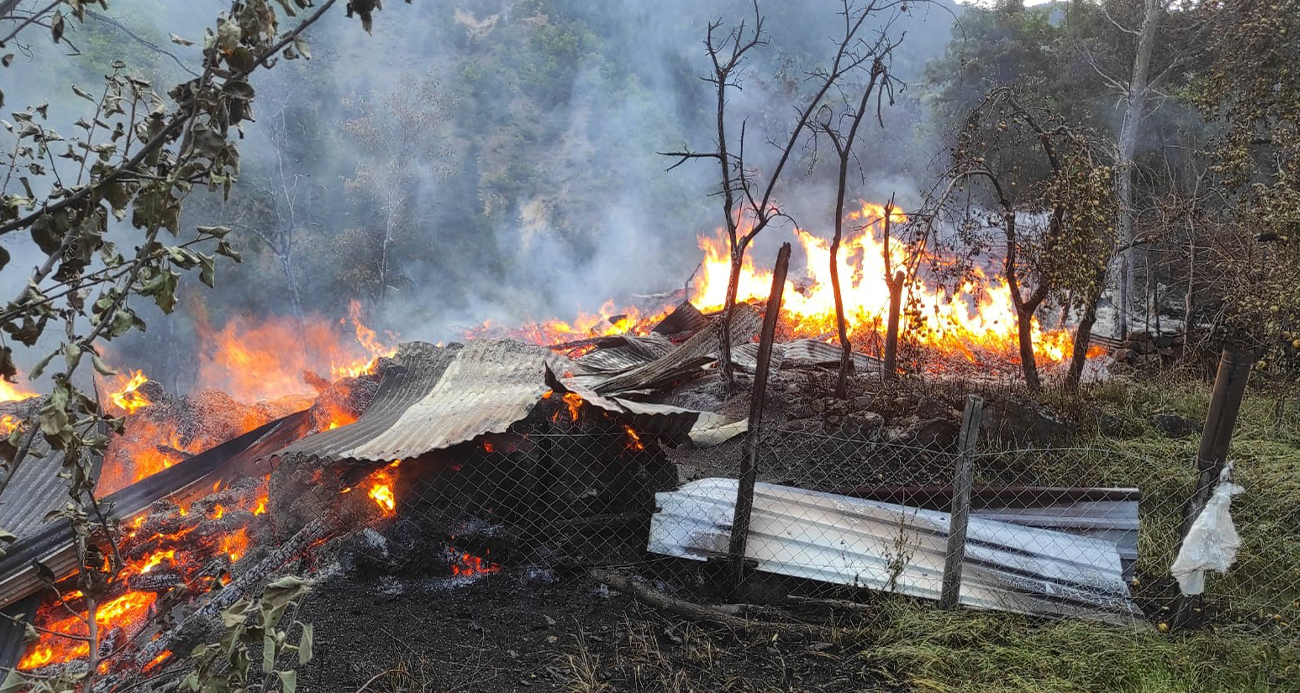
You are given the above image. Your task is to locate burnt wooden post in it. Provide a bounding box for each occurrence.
[727,243,792,595]
[939,394,984,609]
[1172,347,1253,629]
[882,270,905,381]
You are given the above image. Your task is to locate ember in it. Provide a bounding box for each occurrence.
[624,425,645,452]
[449,546,500,577]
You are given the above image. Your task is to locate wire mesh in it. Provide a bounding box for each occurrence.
[373,403,1297,637]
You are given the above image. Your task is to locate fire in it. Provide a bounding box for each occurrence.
[190,299,395,403]
[219,528,249,563]
[689,202,1082,364]
[623,425,645,452]
[449,546,500,577]
[365,461,400,515]
[562,393,583,421]
[467,300,666,346]
[98,417,205,495]
[109,370,152,414]
[253,494,267,515]
[0,376,36,403]
[0,414,20,437]
[138,549,175,573]
[18,591,157,670]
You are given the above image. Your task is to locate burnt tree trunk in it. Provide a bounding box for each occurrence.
[830,229,852,397]
[883,270,904,381]
[1016,306,1041,391]
[1065,300,1097,391]
[717,247,745,388]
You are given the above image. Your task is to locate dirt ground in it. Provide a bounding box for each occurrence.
[296,568,889,693]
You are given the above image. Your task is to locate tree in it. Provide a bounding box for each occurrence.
[342,74,455,310]
[1187,0,1300,372]
[950,88,1115,390]
[0,1,399,689]
[813,1,905,396]
[663,0,910,388]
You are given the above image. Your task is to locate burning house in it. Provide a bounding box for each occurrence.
[0,205,1131,685]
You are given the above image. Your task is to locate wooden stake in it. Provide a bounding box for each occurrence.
[1171,348,1253,629]
[727,243,792,595]
[940,394,983,609]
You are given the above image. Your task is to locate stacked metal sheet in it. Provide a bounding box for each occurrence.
[649,478,1142,624]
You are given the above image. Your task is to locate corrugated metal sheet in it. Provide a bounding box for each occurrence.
[572,334,676,374]
[586,305,761,395]
[650,478,1141,624]
[272,340,552,463]
[0,411,309,611]
[829,486,1141,582]
[652,301,710,336]
[733,339,881,373]
[0,431,75,541]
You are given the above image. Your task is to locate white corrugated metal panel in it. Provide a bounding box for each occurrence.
[649,478,1141,624]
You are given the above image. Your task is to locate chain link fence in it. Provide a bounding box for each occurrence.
[364,395,1298,638]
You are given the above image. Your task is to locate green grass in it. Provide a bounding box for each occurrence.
[859,601,1300,692]
[864,376,1300,692]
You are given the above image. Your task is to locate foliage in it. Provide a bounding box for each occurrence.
[1190,0,1300,366]
[181,576,314,693]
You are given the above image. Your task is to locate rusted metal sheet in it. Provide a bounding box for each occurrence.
[649,478,1141,624]
[586,304,762,395]
[272,340,549,463]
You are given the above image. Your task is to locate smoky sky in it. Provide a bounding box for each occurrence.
[0,0,964,392]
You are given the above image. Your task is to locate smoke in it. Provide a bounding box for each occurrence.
[0,0,961,393]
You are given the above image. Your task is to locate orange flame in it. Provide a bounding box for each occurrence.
[0,414,21,437]
[18,591,157,670]
[689,202,1080,364]
[0,377,36,403]
[364,461,400,515]
[562,393,583,422]
[108,370,151,414]
[623,425,645,452]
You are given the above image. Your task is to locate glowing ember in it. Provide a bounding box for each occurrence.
[219,528,249,563]
[466,300,667,346]
[623,425,645,452]
[108,370,152,414]
[138,549,176,573]
[449,546,500,577]
[18,591,157,670]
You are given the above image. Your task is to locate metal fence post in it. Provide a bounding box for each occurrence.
[727,243,792,595]
[940,394,984,609]
[1172,347,1253,629]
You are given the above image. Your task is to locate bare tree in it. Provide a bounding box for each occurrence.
[663,0,910,388]
[814,3,906,396]
[1075,0,1204,338]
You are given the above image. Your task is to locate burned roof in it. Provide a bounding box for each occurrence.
[268,339,747,465]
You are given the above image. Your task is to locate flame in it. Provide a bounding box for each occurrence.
[466,301,667,346]
[623,425,645,452]
[0,377,36,403]
[562,393,583,422]
[0,414,20,437]
[364,461,399,515]
[689,202,1081,365]
[108,370,152,414]
[138,549,175,573]
[191,300,395,403]
[18,591,157,670]
[253,494,267,515]
[219,528,249,563]
[97,418,204,495]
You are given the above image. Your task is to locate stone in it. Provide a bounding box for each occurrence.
[981,397,1077,444]
[1151,412,1197,438]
